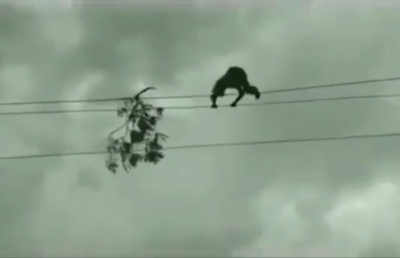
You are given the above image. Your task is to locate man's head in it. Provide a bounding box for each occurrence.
[247,85,261,100]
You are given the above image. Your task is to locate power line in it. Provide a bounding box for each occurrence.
[0,76,399,106]
[1,131,399,160]
[1,93,399,117]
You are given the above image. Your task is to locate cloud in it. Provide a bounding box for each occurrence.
[1,2,400,257]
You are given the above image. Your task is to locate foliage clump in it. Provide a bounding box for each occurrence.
[106,87,168,174]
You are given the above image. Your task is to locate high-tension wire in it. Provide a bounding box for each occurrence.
[0,93,399,117]
[0,131,399,160]
[0,76,398,106]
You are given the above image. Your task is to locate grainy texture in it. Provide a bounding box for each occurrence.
[1,1,400,256]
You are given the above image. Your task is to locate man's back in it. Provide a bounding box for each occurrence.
[225,66,248,84]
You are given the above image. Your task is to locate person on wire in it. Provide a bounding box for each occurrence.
[210,66,260,108]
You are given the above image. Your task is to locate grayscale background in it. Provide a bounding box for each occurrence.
[1,0,400,256]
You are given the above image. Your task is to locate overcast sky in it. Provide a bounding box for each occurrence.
[1,1,400,257]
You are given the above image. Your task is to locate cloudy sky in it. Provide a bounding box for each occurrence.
[1,0,400,256]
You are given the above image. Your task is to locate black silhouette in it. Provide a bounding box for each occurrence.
[210,66,260,108]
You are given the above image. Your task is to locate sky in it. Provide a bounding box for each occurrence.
[1,0,400,256]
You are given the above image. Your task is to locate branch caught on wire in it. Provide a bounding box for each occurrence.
[106,87,167,174]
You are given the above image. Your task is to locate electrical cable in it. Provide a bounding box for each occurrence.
[0,131,399,160]
[0,76,398,106]
[0,93,399,117]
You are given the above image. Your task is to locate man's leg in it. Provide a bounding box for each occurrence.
[230,88,245,107]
